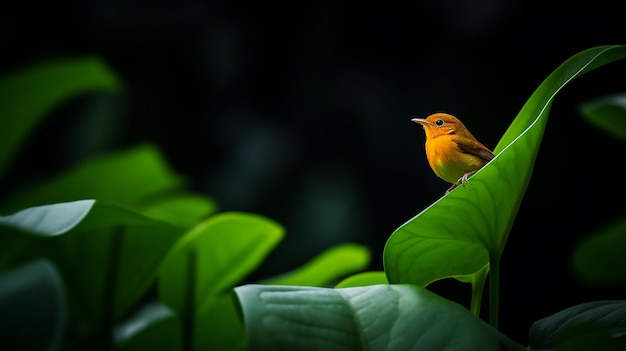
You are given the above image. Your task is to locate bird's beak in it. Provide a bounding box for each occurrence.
[411,118,430,127]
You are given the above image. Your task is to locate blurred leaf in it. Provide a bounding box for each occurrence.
[0,57,118,182]
[529,300,626,350]
[261,243,370,287]
[384,46,626,289]
[0,199,95,236]
[158,212,283,350]
[114,302,181,351]
[139,193,218,228]
[572,215,626,286]
[195,292,248,351]
[0,259,66,351]
[0,199,95,270]
[580,93,626,141]
[234,284,525,351]
[334,271,388,288]
[0,200,185,333]
[4,144,184,212]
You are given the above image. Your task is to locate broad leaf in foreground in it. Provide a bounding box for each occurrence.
[235,284,526,351]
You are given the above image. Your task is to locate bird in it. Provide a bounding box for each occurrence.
[412,113,495,194]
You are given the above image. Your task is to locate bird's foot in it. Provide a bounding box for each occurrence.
[445,170,479,194]
[445,184,458,194]
[457,170,478,188]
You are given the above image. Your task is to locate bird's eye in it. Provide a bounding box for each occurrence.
[435,119,445,126]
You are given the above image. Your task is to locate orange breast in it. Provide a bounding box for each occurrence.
[425,135,487,184]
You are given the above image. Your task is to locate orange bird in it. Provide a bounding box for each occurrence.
[412,113,494,193]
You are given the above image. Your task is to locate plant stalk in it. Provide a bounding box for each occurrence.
[469,265,489,317]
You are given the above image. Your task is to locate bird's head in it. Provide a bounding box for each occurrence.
[411,113,468,140]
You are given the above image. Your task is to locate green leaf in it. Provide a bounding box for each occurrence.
[194,292,248,351]
[334,271,388,288]
[0,259,66,351]
[572,215,626,286]
[158,212,283,349]
[0,199,96,270]
[384,45,626,288]
[0,199,95,236]
[261,243,370,287]
[234,284,525,351]
[580,93,626,142]
[529,300,626,350]
[139,193,218,228]
[0,57,118,182]
[114,302,181,351]
[0,200,185,334]
[4,144,184,212]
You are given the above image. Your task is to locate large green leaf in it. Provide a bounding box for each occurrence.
[3,144,183,213]
[0,58,118,182]
[384,46,626,289]
[529,300,626,350]
[158,212,283,350]
[234,284,525,351]
[0,200,185,336]
[261,243,370,287]
[0,259,66,351]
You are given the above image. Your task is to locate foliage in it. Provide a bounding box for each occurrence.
[0,59,369,351]
[1,46,626,351]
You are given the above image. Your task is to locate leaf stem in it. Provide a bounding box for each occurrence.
[469,265,489,317]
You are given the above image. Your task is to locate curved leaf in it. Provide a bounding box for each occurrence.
[235,284,525,351]
[0,199,95,236]
[0,57,118,182]
[384,45,626,288]
[529,300,626,350]
[0,259,66,351]
[139,192,218,228]
[114,302,181,351]
[0,200,185,332]
[4,144,183,213]
[261,243,370,287]
[158,212,283,350]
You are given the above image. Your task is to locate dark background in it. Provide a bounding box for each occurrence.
[2,0,626,345]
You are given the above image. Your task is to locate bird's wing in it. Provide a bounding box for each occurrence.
[455,139,495,162]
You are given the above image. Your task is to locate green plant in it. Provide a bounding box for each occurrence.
[0,59,370,351]
[234,45,626,349]
[1,46,626,351]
